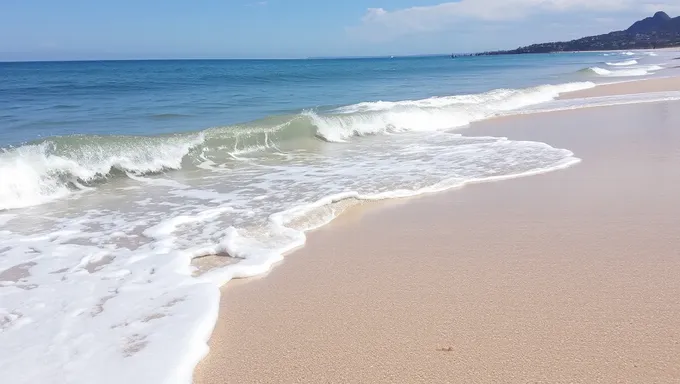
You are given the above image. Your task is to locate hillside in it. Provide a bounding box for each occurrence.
[474,12,680,56]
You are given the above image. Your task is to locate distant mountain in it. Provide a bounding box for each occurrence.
[471,12,680,56]
[627,11,677,34]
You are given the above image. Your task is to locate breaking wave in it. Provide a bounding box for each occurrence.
[0,81,596,211]
[582,65,662,77]
[606,59,638,66]
[0,135,204,210]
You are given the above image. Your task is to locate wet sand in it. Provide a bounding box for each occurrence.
[194,86,680,383]
[561,75,680,99]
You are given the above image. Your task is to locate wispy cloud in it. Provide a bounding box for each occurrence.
[350,0,680,41]
[246,1,268,7]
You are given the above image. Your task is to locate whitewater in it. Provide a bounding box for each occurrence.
[1,51,679,384]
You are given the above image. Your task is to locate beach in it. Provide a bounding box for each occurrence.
[194,79,680,383]
[7,2,680,384]
[3,51,680,384]
[561,75,680,99]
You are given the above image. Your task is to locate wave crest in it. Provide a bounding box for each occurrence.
[310,82,594,142]
[583,65,661,77]
[0,134,204,210]
[606,59,638,66]
[0,82,595,209]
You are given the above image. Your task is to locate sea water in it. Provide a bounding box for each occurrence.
[1,50,679,384]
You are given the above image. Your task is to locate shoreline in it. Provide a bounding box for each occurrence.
[194,76,680,382]
[3,53,679,384]
[560,76,680,99]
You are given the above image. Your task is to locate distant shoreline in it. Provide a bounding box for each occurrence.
[466,12,680,57]
[465,44,680,57]
[458,45,680,59]
[0,48,673,64]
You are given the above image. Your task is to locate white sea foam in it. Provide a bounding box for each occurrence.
[312,82,595,142]
[586,66,660,77]
[606,59,638,66]
[0,134,204,211]
[0,82,601,210]
[0,130,583,384]
[2,82,677,384]
[0,144,77,210]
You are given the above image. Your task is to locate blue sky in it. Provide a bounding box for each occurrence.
[1,0,678,60]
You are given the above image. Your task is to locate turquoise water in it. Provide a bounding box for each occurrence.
[0,51,677,384]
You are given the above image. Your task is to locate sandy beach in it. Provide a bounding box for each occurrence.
[194,78,680,383]
[561,75,680,99]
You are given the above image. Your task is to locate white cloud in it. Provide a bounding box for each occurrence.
[351,0,680,41]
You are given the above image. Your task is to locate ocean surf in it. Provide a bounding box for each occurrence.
[1,52,678,384]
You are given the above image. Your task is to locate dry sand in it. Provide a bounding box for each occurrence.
[561,76,680,99]
[194,83,680,383]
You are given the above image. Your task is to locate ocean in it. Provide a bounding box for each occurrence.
[1,51,679,384]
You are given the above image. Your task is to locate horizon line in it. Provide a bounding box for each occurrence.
[0,53,462,64]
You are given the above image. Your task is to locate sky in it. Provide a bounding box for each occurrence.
[1,0,679,61]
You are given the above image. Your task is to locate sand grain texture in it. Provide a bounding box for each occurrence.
[194,98,680,383]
